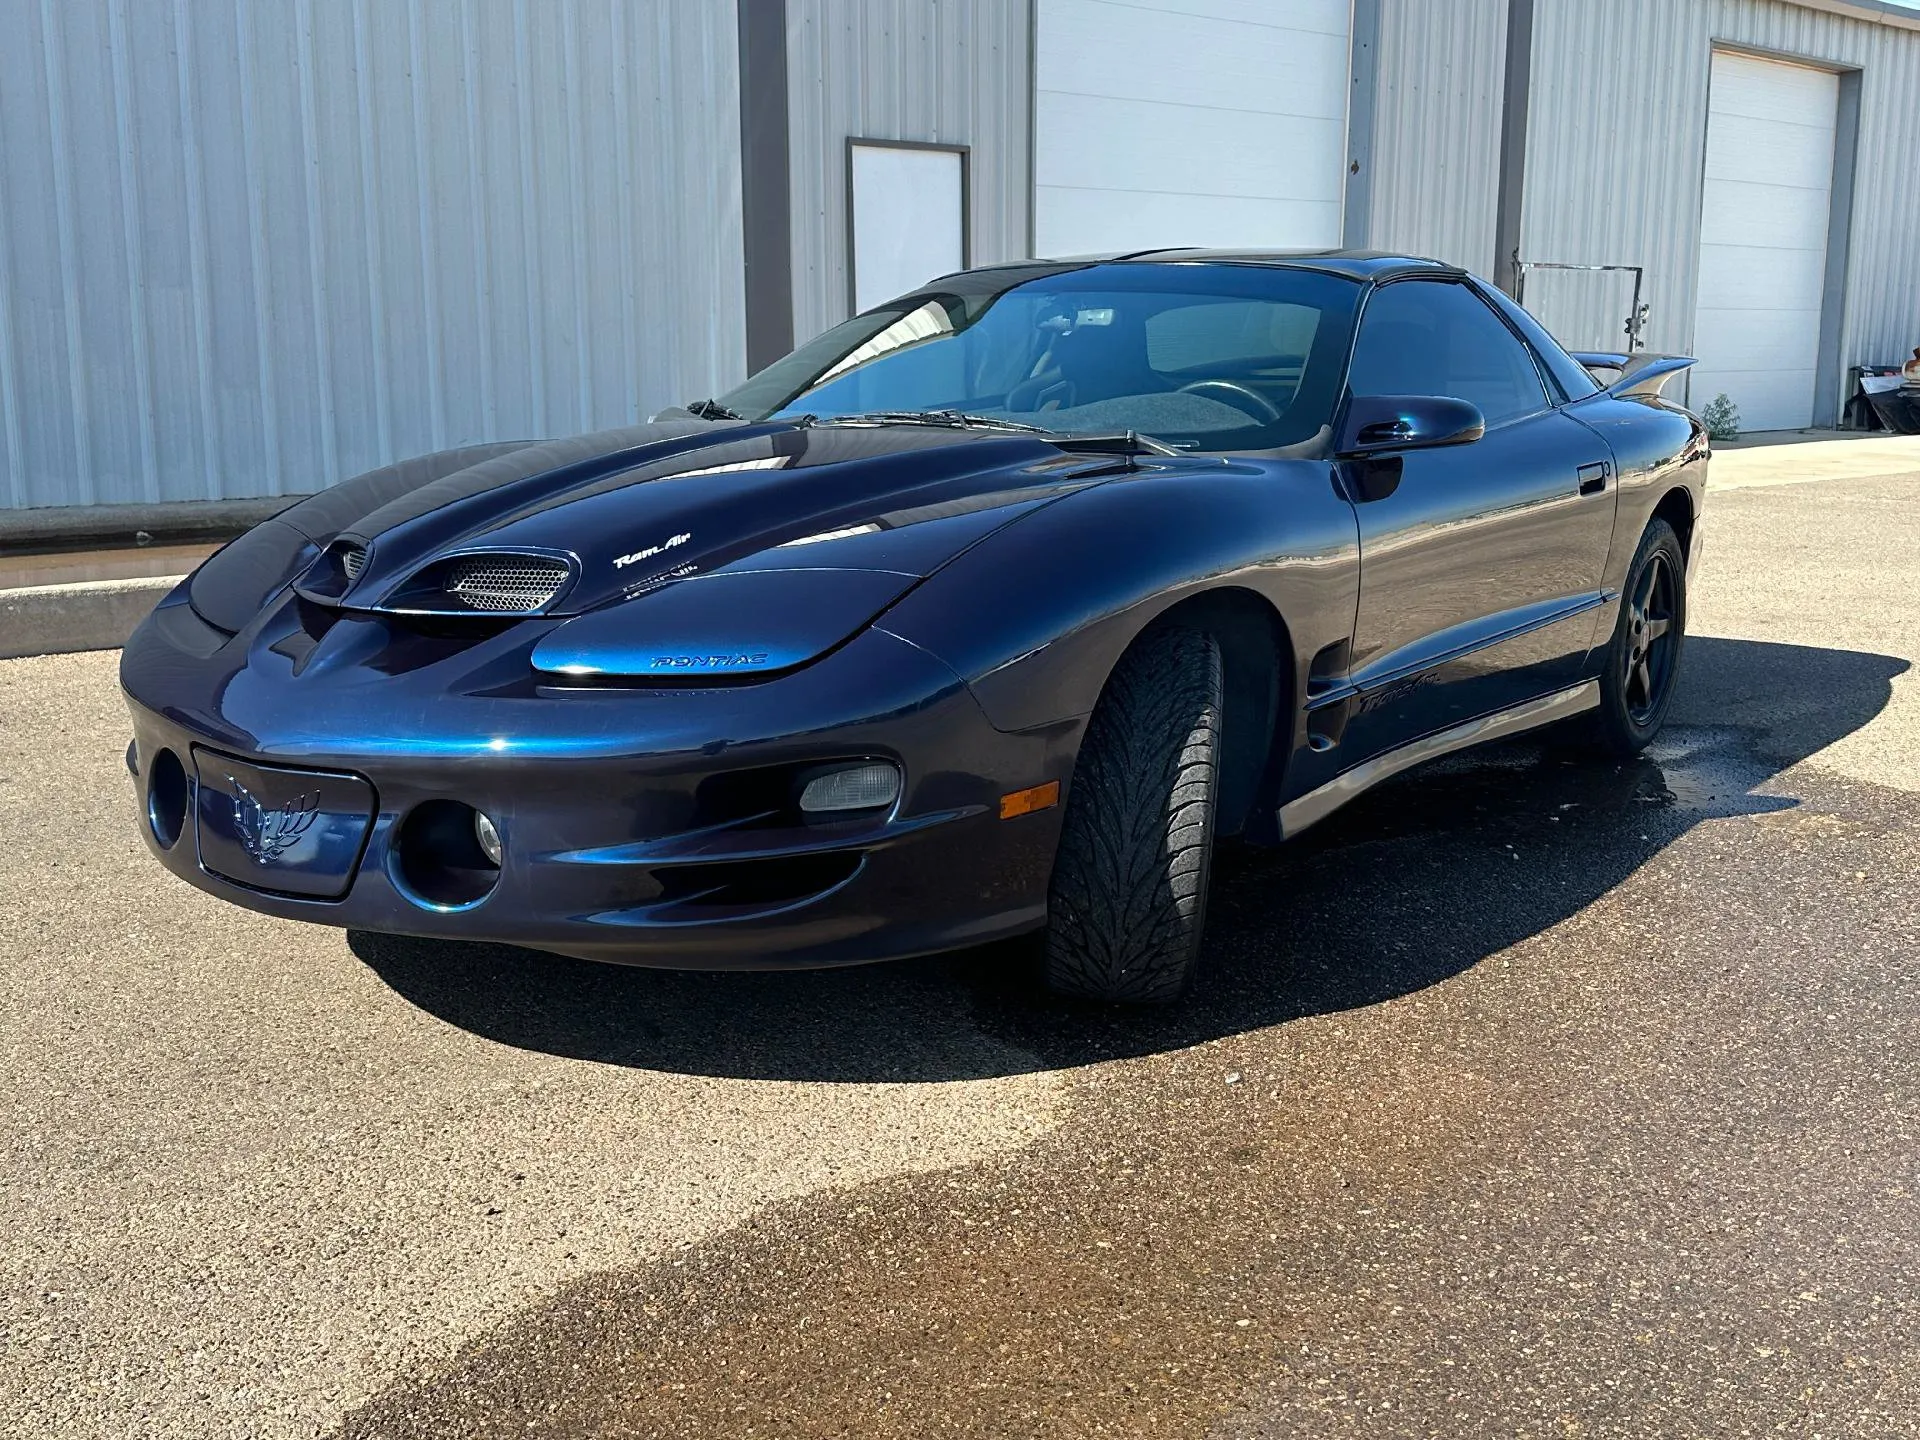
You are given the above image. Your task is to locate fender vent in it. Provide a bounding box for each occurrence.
[443,555,571,613]
[339,543,367,581]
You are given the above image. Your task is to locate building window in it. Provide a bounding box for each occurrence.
[847,140,969,315]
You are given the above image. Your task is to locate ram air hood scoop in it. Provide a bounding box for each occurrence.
[339,421,1111,617]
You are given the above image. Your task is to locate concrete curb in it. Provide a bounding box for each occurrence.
[0,575,183,660]
[0,495,305,549]
[1708,434,1920,490]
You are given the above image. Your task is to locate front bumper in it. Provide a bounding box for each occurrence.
[121,591,1074,969]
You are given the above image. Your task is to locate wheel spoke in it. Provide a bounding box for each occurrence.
[1645,616,1671,641]
[1632,657,1653,706]
[1634,559,1660,612]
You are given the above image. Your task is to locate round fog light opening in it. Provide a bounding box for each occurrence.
[146,747,189,851]
[392,800,501,910]
[799,762,900,815]
[473,810,503,866]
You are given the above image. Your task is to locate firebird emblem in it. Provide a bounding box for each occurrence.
[230,778,319,864]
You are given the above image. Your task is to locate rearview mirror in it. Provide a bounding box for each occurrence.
[1338,395,1486,457]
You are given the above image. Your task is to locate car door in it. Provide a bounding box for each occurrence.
[1334,277,1619,762]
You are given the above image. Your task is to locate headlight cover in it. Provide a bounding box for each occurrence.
[530,566,919,681]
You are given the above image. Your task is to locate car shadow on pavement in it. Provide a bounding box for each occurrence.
[350,636,1908,1082]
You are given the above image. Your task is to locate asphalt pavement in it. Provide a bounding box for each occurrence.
[3,465,1916,1438]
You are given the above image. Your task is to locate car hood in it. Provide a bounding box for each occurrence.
[184,421,1118,634]
[308,420,1117,618]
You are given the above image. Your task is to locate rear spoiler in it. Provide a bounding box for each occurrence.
[1571,351,1697,401]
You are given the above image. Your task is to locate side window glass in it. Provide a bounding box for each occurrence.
[1476,282,1602,401]
[1348,281,1550,427]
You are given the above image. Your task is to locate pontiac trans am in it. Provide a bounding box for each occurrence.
[121,250,1706,1003]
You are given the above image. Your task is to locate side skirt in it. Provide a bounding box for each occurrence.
[1276,679,1600,839]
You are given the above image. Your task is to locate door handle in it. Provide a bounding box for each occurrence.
[1577,462,1610,496]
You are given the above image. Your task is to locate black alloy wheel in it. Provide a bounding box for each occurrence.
[1592,517,1687,756]
[1623,546,1678,725]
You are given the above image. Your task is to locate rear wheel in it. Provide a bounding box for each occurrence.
[1592,518,1686,756]
[1042,625,1222,1004]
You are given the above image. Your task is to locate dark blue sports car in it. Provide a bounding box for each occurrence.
[122,251,1707,1003]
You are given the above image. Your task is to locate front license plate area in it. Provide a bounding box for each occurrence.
[191,749,376,900]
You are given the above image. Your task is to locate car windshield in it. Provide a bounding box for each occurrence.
[717,263,1363,452]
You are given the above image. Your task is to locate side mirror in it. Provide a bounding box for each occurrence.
[1338,395,1486,457]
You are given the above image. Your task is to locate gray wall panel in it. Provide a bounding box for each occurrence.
[786,0,1032,344]
[1521,0,1920,416]
[1520,0,1717,356]
[1366,0,1510,276]
[0,0,746,512]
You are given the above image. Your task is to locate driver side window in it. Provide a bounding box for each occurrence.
[1349,281,1549,428]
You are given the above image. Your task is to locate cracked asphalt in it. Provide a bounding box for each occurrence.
[4,467,1917,1438]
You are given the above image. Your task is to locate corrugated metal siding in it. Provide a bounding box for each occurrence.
[786,0,1032,344]
[1522,0,1920,410]
[0,0,744,512]
[1367,0,1510,274]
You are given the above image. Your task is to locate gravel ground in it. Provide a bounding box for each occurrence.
[4,467,1917,1438]
[0,667,1063,1437]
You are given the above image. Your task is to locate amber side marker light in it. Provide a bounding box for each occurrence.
[999,780,1061,820]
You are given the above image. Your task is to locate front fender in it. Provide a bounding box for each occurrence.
[877,458,1360,733]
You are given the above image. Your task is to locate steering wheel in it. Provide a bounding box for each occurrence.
[1176,379,1283,424]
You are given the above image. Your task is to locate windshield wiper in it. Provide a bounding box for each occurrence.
[808,409,1186,458]
[1046,430,1185,457]
[683,398,743,421]
[811,409,1052,435]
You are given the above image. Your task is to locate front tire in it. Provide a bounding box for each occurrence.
[1592,518,1687,756]
[1042,625,1223,1004]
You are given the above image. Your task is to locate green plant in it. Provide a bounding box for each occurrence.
[1700,392,1740,442]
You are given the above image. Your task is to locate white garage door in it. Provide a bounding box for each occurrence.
[1034,0,1350,257]
[1691,51,1838,433]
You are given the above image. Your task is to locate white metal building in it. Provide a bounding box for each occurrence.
[3,0,1918,515]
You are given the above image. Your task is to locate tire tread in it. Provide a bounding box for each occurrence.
[1043,626,1223,1004]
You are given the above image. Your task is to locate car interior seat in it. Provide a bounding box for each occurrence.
[1005,314,1166,414]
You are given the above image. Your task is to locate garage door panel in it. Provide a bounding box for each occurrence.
[1703,113,1835,190]
[1694,244,1830,310]
[1691,306,1824,368]
[1691,52,1837,434]
[1036,0,1349,257]
[1103,0,1350,35]
[1706,52,1839,125]
[1697,178,1832,253]
[1036,94,1345,204]
[1035,185,1342,256]
[1688,368,1819,433]
[1039,0,1349,116]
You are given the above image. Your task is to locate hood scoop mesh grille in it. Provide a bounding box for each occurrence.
[360,550,577,617]
[441,555,572,613]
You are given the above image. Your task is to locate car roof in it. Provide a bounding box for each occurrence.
[975,248,1463,283]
